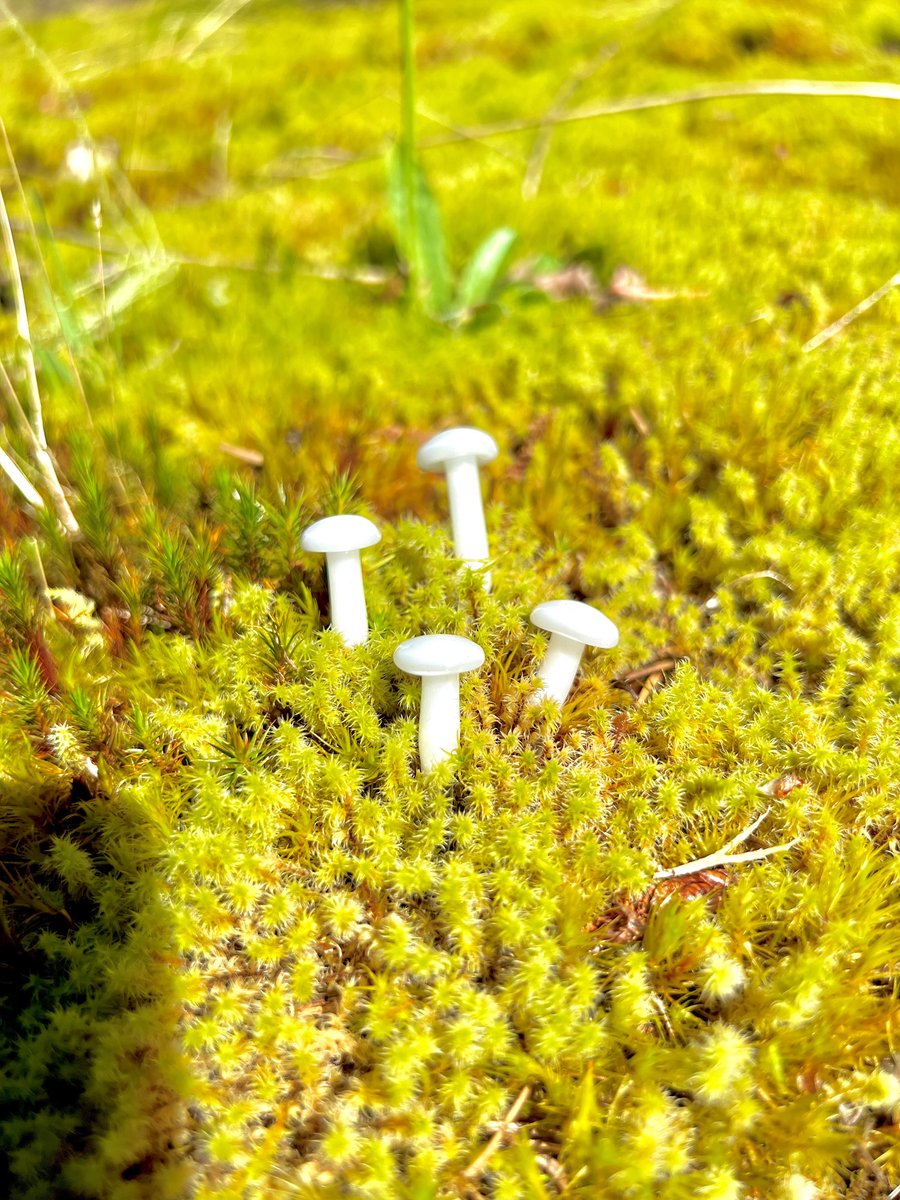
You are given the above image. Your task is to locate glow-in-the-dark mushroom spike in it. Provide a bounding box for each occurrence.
[417,427,498,590]
[301,515,380,646]
[393,634,485,771]
[529,600,618,707]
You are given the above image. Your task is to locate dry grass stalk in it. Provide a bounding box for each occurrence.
[0,139,79,535]
[462,1084,532,1180]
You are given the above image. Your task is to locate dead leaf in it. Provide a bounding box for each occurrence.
[759,774,805,799]
[588,869,729,945]
[219,442,264,468]
[529,262,604,304]
[609,265,708,302]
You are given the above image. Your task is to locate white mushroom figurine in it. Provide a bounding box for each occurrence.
[529,600,618,707]
[393,634,485,772]
[300,514,381,647]
[417,427,498,590]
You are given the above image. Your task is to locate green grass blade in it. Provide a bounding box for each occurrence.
[386,142,413,264]
[411,160,452,318]
[386,145,453,319]
[456,226,518,313]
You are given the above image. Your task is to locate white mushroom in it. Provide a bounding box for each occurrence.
[529,600,618,707]
[300,515,381,646]
[417,427,498,589]
[393,634,485,772]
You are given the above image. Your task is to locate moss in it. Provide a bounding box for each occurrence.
[1,0,900,1195]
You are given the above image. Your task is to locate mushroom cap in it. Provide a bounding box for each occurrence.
[301,514,381,554]
[417,427,498,473]
[529,600,619,648]
[393,634,485,678]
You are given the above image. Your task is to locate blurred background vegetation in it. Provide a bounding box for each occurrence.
[1,0,897,528]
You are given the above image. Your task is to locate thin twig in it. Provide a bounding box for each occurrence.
[447,79,900,145]
[7,222,394,284]
[2,126,92,421]
[655,810,800,882]
[250,78,900,187]
[721,806,770,854]
[522,44,618,199]
[0,358,35,444]
[415,102,523,165]
[462,1085,531,1179]
[92,76,900,205]
[0,441,44,509]
[617,657,679,684]
[803,269,900,352]
[655,839,801,881]
[167,255,391,284]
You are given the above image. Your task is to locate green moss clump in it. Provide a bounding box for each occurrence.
[2,504,900,1197]
[1,0,899,1195]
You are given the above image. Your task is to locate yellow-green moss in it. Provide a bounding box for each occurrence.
[1,0,899,1196]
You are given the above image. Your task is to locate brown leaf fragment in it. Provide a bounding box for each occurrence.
[628,405,650,436]
[219,442,264,468]
[612,656,682,702]
[507,414,552,482]
[759,773,805,798]
[652,868,730,907]
[529,262,604,304]
[609,264,708,302]
[587,869,729,945]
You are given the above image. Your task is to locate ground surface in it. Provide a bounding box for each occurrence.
[1,1,899,1198]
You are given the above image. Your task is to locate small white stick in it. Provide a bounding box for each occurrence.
[654,810,800,882]
[721,806,770,853]
[0,442,44,508]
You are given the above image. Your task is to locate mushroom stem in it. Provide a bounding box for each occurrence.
[324,549,368,646]
[419,672,461,771]
[534,632,586,707]
[445,456,491,585]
